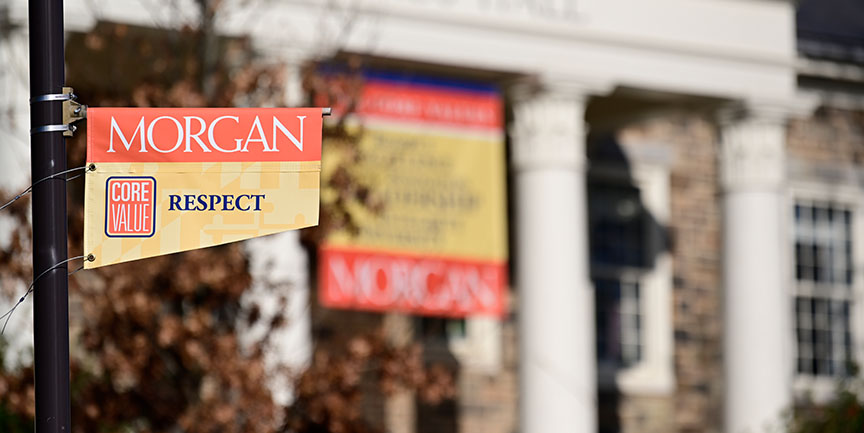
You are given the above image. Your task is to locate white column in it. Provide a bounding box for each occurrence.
[721,107,791,433]
[282,57,306,107]
[511,86,596,433]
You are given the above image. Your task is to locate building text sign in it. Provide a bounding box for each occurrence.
[319,75,509,317]
[84,107,323,268]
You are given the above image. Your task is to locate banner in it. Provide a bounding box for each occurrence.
[84,107,323,268]
[319,75,509,317]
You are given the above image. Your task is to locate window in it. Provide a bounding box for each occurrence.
[589,182,646,367]
[417,315,502,373]
[595,278,642,367]
[793,201,854,377]
[587,162,674,395]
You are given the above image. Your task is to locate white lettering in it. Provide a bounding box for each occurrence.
[328,257,356,302]
[111,204,122,231]
[142,204,150,231]
[146,116,184,153]
[140,182,151,202]
[325,255,500,314]
[272,115,305,152]
[109,116,146,153]
[183,116,210,152]
[111,182,122,201]
[120,183,130,201]
[207,115,242,153]
[241,116,271,152]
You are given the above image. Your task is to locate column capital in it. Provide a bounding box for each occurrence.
[719,108,787,191]
[508,76,612,171]
[510,91,585,171]
[509,79,603,172]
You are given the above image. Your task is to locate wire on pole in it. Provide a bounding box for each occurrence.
[0,165,90,213]
[0,254,94,335]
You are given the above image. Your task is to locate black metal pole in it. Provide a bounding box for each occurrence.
[28,0,71,432]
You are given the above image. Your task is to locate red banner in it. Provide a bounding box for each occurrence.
[87,107,322,163]
[320,247,507,317]
[356,81,503,128]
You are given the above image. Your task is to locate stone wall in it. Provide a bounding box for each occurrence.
[787,107,864,164]
[617,113,724,433]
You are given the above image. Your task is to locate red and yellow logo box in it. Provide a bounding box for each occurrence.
[84,107,324,269]
[105,176,156,237]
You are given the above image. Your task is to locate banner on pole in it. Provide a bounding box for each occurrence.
[318,75,509,317]
[83,107,323,269]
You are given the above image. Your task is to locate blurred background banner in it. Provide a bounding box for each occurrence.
[319,73,508,317]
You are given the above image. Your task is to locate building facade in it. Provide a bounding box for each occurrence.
[3,0,864,432]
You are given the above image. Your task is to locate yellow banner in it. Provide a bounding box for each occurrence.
[84,108,323,268]
[323,127,507,261]
[319,77,508,317]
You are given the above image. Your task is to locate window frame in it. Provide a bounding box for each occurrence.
[788,182,864,403]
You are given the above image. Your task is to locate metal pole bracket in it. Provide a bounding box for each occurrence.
[61,87,86,137]
[30,86,87,137]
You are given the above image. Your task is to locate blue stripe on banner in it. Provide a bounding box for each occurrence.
[316,64,499,94]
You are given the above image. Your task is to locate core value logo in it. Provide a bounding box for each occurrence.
[104,176,156,238]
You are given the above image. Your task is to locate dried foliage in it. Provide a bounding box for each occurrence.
[300,61,384,245]
[0,12,453,433]
[282,333,454,433]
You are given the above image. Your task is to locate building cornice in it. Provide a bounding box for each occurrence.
[274,0,796,69]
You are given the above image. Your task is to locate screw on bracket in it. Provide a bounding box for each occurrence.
[61,87,86,138]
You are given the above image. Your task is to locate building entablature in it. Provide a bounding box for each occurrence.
[7,0,804,109]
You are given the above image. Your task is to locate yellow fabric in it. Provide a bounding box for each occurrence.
[84,161,320,268]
